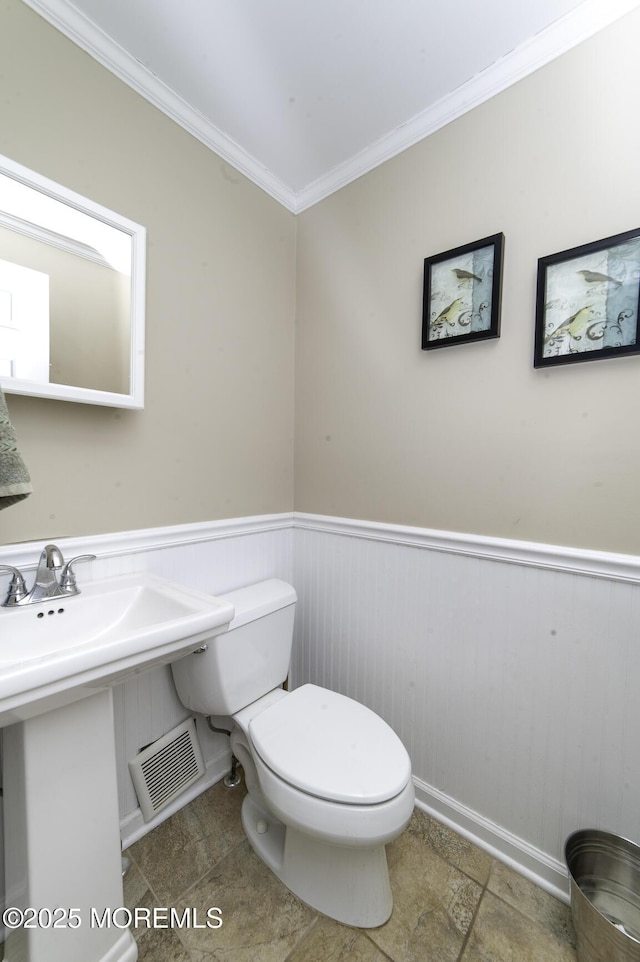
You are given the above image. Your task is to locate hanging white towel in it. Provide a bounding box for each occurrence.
[0,386,32,509]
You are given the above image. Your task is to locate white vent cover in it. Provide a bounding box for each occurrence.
[129,718,205,822]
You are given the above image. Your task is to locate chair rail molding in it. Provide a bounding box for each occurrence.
[293,512,640,584]
[0,513,295,571]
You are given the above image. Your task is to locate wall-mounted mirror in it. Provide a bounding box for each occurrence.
[0,154,145,408]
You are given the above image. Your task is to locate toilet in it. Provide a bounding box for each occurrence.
[171,579,414,927]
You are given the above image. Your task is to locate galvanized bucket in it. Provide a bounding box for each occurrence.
[565,829,640,962]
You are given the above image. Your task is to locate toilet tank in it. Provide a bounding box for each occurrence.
[171,579,297,716]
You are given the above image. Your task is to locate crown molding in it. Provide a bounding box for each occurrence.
[21,0,298,211]
[295,0,640,211]
[22,0,640,214]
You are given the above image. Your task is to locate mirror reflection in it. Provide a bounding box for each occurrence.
[0,155,145,408]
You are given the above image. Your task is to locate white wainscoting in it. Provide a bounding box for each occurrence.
[3,512,639,901]
[0,514,294,846]
[291,514,640,902]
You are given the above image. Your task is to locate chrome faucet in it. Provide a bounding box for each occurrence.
[0,544,96,606]
[33,543,65,598]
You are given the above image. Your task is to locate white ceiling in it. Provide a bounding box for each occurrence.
[23,0,639,211]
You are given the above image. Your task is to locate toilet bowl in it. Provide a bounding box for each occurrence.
[171,579,414,927]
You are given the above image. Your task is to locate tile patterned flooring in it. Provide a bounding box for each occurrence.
[125,777,578,961]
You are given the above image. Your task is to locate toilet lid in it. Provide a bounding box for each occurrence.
[249,684,411,804]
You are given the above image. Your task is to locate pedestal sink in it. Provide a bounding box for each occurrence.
[0,573,235,962]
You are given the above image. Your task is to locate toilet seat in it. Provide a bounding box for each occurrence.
[249,745,415,846]
[249,683,411,805]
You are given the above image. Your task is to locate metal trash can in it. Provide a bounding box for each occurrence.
[565,829,640,962]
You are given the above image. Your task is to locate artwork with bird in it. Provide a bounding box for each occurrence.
[537,230,640,363]
[544,306,603,348]
[425,239,500,342]
[577,269,621,286]
[452,268,482,282]
[430,298,464,334]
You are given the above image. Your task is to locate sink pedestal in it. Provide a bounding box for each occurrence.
[3,690,137,962]
[0,569,235,961]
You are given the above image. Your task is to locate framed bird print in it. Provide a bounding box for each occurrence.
[422,233,504,350]
[534,227,640,368]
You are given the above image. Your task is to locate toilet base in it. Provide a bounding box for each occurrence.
[241,795,393,928]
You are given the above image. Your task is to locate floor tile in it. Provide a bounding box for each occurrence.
[460,890,578,962]
[135,925,193,962]
[122,859,150,913]
[487,860,576,948]
[127,780,247,904]
[121,859,154,941]
[368,823,483,962]
[119,781,579,962]
[174,839,317,962]
[406,809,493,886]
[286,916,392,962]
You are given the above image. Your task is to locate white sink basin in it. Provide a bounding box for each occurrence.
[0,572,235,727]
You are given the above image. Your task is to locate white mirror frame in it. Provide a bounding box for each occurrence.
[0,154,146,409]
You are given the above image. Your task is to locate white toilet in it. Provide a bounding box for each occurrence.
[171,579,414,928]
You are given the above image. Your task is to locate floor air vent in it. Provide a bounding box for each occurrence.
[129,718,205,822]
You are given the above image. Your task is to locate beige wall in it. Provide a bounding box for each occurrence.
[295,8,640,554]
[3,3,640,555]
[0,0,296,544]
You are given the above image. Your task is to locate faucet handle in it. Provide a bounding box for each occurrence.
[59,554,97,593]
[0,565,28,605]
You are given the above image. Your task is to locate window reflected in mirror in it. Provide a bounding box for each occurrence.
[0,156,145,408]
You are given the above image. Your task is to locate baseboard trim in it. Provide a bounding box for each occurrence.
[413,775,569,903]
[120,746,232,850]
[121,762,571,901]
[294,512,640,585]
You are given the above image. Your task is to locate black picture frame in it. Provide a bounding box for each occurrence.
[421,233,504,350]
[534,227,640,368]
